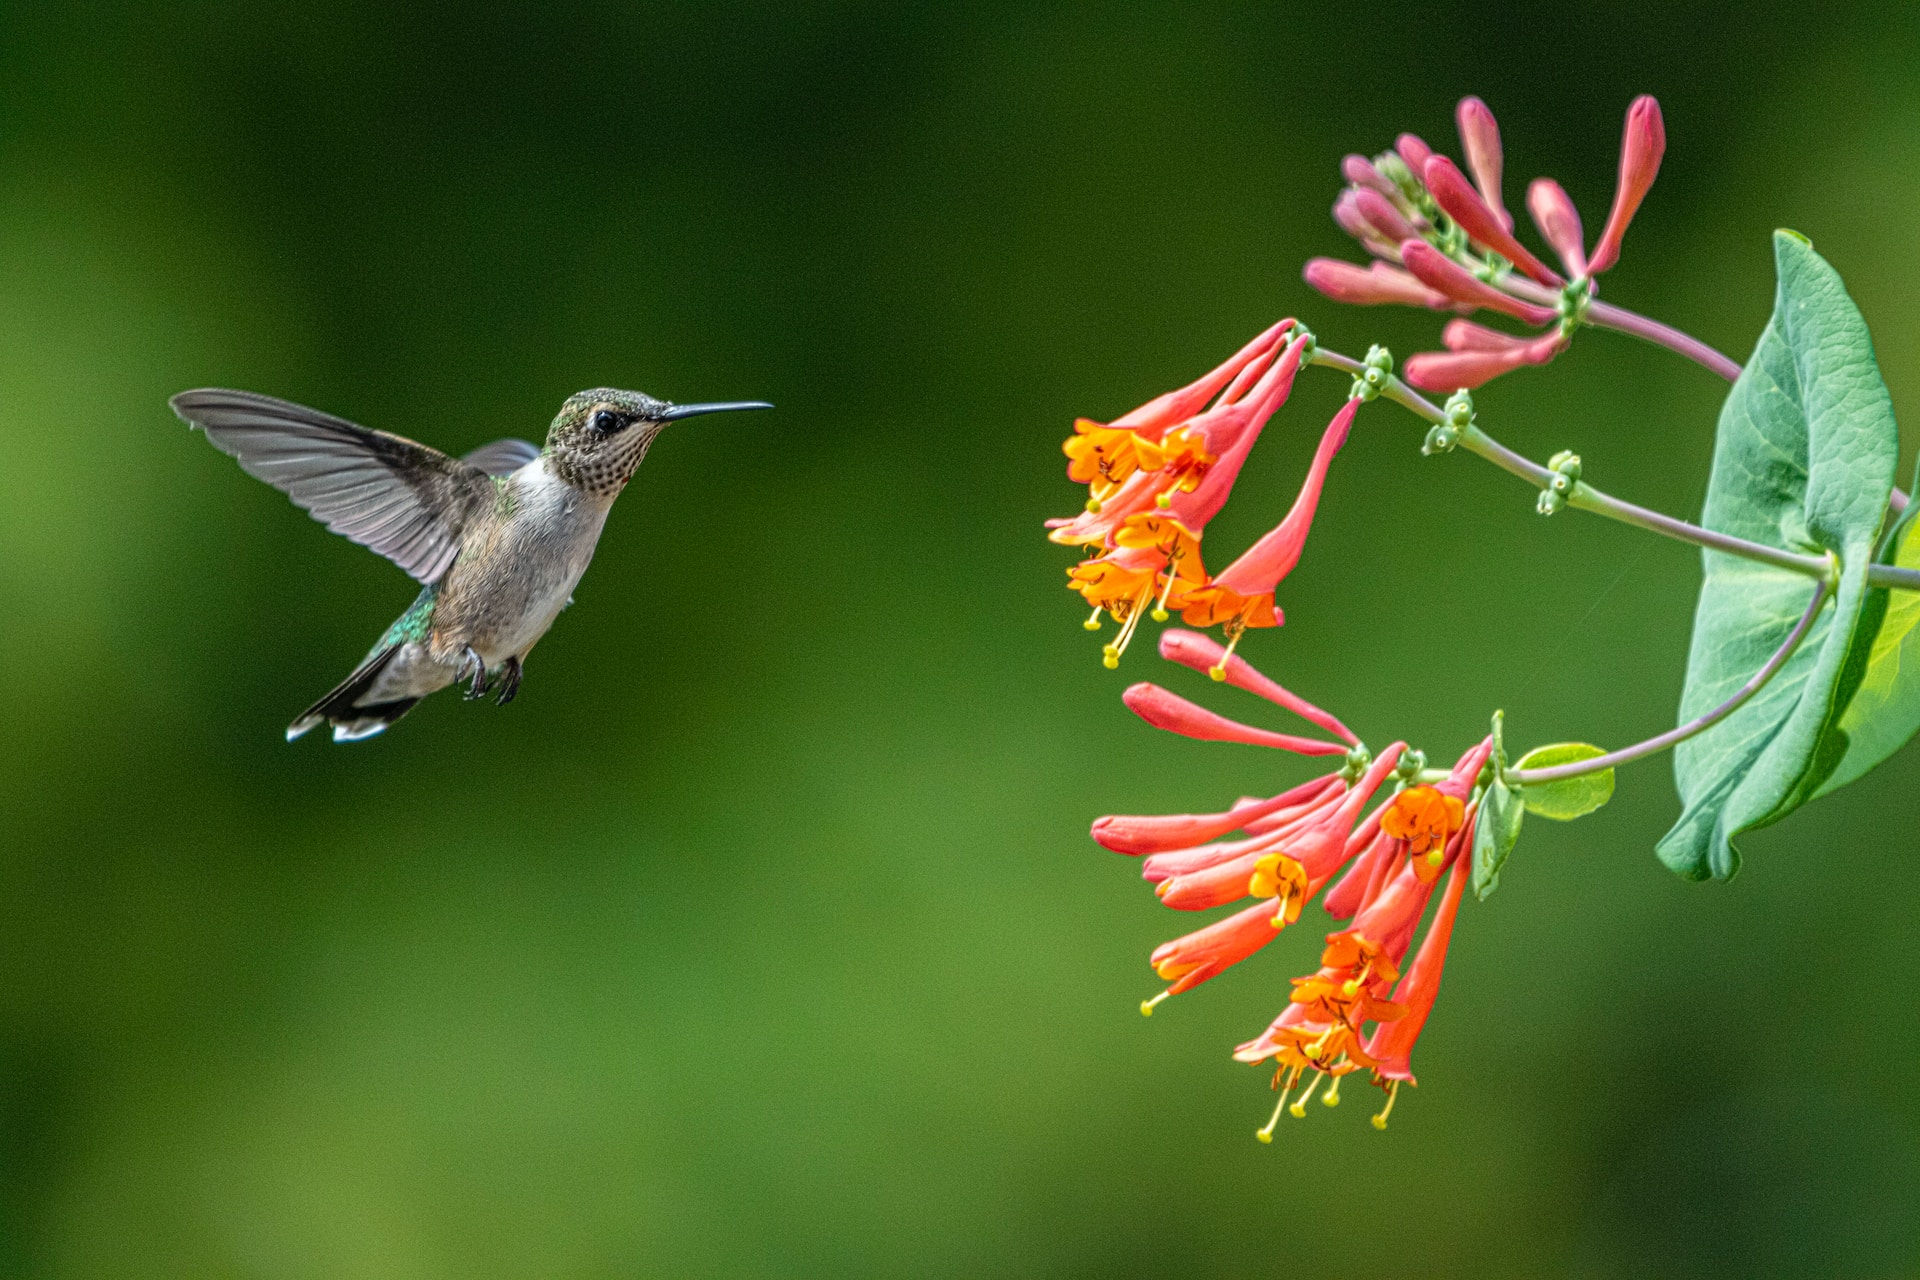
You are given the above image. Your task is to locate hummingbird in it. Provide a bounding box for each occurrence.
[173,386,772,742]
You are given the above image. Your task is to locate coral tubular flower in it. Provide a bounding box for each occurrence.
[1121,683,1345,756]
[1147,898,1285,999]
[1181,400,1359,651]
[1399,241,1558,325]
[1404,325,1566,392]
[1365,847,1471,1108]
[1588,95,1666,276]
[1156,628,1358,744]
[1092,774,1339,857]
[1454,95,1509,231]
[1526,177,1588,279]
[1422,154,1563,288]
[1303,258,1452,310]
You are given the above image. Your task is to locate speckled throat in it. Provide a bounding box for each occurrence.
[547,423,664,499]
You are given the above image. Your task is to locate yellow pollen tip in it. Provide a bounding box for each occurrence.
[1103,652,1120,670]
[1083,618,1101,631]
[1371,1113,1389,1130]
[1208,664,1227,682]
[1151,607,1169,622]
[1426,850,1443,867]
[1155,493,1172,510]
[1085,498,1103,513]
[1255,1128,1273,1144]
[1341,979,1361,997]
[1323,1080,1341,1107]
[1140,991,1170,1017]
[1288,1101,1307,1118]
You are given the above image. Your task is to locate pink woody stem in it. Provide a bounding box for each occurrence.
[1585,299,1742,382]
[1505,575,1833,785]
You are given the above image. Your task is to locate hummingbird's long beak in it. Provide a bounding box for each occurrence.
[657,400,775,422]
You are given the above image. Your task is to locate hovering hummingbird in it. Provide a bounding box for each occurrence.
[173,386,772,742]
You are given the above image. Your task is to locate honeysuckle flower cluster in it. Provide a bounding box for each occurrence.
[1097,630,1488,1133]
[1048,91,1920,1140]
[1307,94,1667,390]
[1048,323,1363,669]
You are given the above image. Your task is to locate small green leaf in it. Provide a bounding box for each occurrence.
[1813,501,1920,796]
[1659,233,1899,881]
[1511,743,1616,820]
[1471,775,1524,901]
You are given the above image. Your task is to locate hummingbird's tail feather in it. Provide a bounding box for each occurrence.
[287,644,421,743]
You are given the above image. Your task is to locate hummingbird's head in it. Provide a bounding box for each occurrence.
[544,388,771,497]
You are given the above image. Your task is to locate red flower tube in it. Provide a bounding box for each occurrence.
[1588,95,1665,275]
[1423,155,1563,288]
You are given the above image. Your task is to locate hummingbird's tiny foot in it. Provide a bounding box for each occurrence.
[459,645,491,700]
[495,656,522,706]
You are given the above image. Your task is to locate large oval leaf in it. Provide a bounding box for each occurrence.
[1657,232,1899,881]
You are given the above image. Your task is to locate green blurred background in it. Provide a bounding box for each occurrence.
[0,1,1917,1275]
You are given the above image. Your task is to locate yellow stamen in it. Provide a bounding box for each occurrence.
[1322,1074,1342,1107]
[1256,1087,1292,1143]
[1139,990,1170,1017]
[1103,584,1154,669]
[1150,563,1180,623]
[1208,620,1246,682]
[1371,1079,1400,1130]
[1083,606,1103,632]
[1289,1071,1325,1118]
[1102,644,1120,670]
[1085,496,1103,514]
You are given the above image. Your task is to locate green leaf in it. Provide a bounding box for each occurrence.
[1658,232,1899,881]
[1511,743,1615,820]
[1812,497,1920,796]
[1471,774,1524,902]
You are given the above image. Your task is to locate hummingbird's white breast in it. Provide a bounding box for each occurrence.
[440,454,614,666]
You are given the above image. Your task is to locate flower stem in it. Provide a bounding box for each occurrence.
[1305,347,1920,593]
[1504,575,1834,786]
[1583,300,1744,382]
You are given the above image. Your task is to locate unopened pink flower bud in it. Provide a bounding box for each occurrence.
[1341,153,1399,198]
[1304,258,1451,309]
[1403,330,1566,391]
[1422,155,1562,287]
[1333,192,1396,258]
[1454,96,1510,231]
[1525,178,1588,279]
[1588,95,1665,275]
[1399,241,1557,325]
[1121,683,1346,756]
[1351,188,1418,245]
[1441,318,1529,353]
[1395,133,1435,180]
[1157,629,1358,745]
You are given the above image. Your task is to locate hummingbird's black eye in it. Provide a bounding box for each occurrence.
[590,408,621,433]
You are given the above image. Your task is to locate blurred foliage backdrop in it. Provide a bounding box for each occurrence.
[1,1,1918,1275]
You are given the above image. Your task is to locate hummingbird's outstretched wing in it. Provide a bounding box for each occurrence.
[173,388,496,584]
[461,438,542,476]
